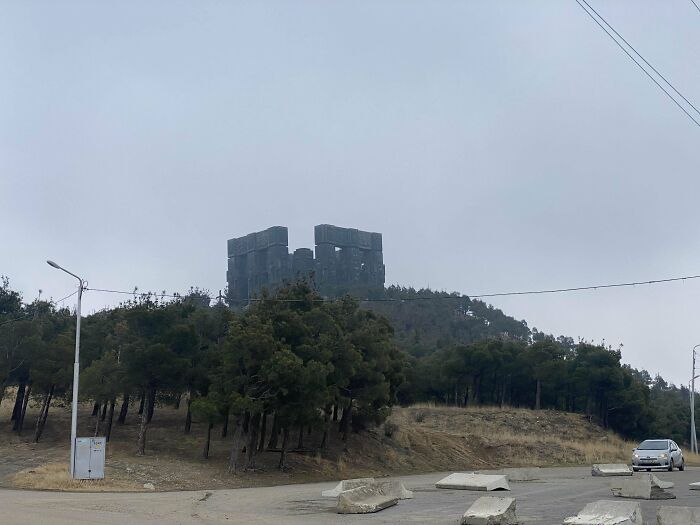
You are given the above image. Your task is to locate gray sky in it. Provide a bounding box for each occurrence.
[2,1,699,386]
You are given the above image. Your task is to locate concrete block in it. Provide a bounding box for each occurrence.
[375,480,413,499]
[460,496,518,525]
[689,482,700,490]
[592,464,633,477]
[563,500,642,525]
[657,506,700,524]
[322,478,412,499]
[322,478,376,497]
[477,468,540,482]
[650,475,674,489]
[336,484,398,514]
[610,473,675,500]
[436,473,510,491]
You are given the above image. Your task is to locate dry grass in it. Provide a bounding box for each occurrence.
[392,405,631,468]
[8,463,142,492]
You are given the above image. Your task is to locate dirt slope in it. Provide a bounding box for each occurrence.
[0,401,630,491]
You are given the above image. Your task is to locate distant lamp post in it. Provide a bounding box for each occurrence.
[692,344,700,455]
[47,260,85,478]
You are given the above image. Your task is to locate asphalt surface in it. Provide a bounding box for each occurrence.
[2,466,700,524]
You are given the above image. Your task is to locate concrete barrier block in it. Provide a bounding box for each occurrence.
[503,467,540,482]
[563,500,642,524]
[322,478,376,497]
[657,506,700,524]
[650,475,674,489]
[436,473,510,491]
[460,496,518,525]
[592,464,633,477]
[477,468,541,482]
[322,478,412,499]
[375,480,413,499]
[610,473,675,500]
[689,482,700,490]
[336,484,398,514]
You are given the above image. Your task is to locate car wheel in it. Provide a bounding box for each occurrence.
[632,467,639,472]
[668,459,674,472]
[679,459,685,472]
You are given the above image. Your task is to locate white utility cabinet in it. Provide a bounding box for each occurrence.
[74,437,106,479]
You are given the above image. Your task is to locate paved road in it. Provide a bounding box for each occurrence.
[2,466,700,524]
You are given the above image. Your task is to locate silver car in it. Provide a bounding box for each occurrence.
[631,439,685,472]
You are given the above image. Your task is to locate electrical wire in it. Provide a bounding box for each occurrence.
[54,290,78,304]
[579,0,700,119]
[690,0,700,14]
[575,0,700,128]
[84,272,700,303]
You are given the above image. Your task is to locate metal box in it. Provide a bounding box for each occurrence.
[74,437,106,479]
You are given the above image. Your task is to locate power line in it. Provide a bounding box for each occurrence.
[575,0,700,128]
[54,290,78,304]
[690,0,700,14]
[84,272,700,303]
[579,0,700,119]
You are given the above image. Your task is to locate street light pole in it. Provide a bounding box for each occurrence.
[47,260,85,478]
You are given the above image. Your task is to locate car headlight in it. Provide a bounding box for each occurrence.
[659,453,668,459]
[633,454,639,459]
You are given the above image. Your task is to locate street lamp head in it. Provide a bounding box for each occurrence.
[46,260,61,270]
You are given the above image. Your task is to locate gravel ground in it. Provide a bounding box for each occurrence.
[2,466,700,524]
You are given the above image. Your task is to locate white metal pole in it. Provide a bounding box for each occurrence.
[47,261,84,478]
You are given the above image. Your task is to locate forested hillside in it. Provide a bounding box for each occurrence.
[366,286,530,356]
[367,286,692,444]
[0,275,695,467]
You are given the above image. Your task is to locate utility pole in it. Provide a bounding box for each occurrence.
[692,344,700,454]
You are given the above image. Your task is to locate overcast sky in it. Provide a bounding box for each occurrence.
[2,1,699,386]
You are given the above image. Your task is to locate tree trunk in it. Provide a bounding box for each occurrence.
[117,393,129,424]
[267,412,280,450]
[136,387,152,456]
[184,395,193,434]
[221,411,229,438]
[535,379,542,410]
[33,385,54,443]
[17,382,31,434]
[91,402,100,417]
[146,387,156,423]
[94,407,101,437]
[138,389,145,415]
[297,425,304,449]
[174,392,182,410]
[332,405,338,422]
[245,412,261,470]
[278,427,290,471]
[203,422,213,459]
[105,398,116,441]
[320,405,332,449]
[257,411,268,452]
[100,400,108,421]
[227,416,245,473]
[340,401,352,442]
[11,380,26,423]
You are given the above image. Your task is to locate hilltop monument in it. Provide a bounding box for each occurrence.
[226,224,385,302]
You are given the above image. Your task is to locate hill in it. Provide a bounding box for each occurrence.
[365,286,530,357]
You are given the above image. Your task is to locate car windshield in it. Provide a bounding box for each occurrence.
[638,440,668,450]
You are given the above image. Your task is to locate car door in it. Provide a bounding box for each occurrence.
[671,441,682,464]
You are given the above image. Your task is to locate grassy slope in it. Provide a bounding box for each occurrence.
[0,394,654,491]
